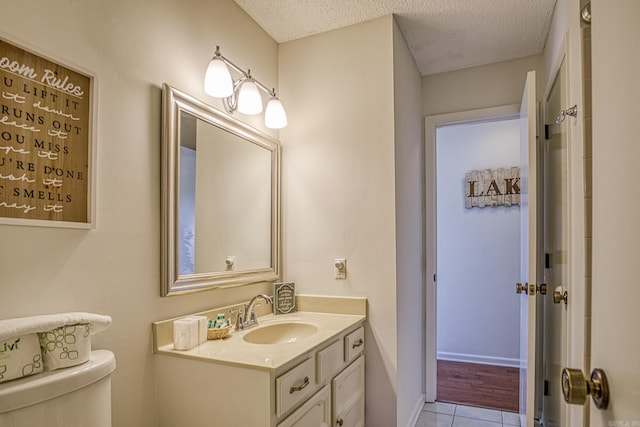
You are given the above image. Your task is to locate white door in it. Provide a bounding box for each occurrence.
[518,70,539,427]
[587,0,640,423]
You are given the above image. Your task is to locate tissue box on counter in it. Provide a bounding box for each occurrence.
[38,323,91,371]
[0,334,43,384]
[184,315,208,345]
[173,318,199,350]
[172,316,208,350]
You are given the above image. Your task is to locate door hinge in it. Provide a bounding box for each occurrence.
[545,252,551,269]
[544,379,550,396]
[544,124,550,140]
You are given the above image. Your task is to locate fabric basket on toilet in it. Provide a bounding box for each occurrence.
[0,333,42,384]
[38,323,92,370]
[0,312,111,383]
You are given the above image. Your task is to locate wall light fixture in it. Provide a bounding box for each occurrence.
[204,46,287,129]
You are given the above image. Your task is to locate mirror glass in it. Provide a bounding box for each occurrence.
[161,84,281,296]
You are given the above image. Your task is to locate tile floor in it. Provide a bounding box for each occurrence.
[415,401,521,427]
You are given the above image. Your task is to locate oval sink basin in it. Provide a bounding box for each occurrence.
[243,322,318,345]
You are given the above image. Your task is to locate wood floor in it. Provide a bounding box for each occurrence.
[437,360,520,412]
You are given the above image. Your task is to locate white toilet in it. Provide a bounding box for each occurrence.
[0,350,116,427]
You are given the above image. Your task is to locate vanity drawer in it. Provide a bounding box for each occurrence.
[276,357,315,417]
[344,326,365,362]
[316,339,343,384]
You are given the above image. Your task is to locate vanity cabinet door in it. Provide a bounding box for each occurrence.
[332,356,365,427]
[277,385,331,427]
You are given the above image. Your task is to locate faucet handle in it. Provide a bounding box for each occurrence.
[247,303,261,323]
[230,308,244,330]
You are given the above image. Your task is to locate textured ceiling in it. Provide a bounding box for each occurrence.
[232,0,557,76]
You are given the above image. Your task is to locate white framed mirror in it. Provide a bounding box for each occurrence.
[161,83,281,296]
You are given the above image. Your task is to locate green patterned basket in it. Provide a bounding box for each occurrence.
[38,323,91,371]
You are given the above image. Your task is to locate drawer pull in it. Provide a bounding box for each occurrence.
[352,338,364,349]
[289,376,310,394]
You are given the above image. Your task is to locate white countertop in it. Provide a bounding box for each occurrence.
[154,310,366,372]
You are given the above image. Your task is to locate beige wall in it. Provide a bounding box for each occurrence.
[392,19,426,427]
[422,54,543,117]
[279,16,399,427]
[0,1,278,426]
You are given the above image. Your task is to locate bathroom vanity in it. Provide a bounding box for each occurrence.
[152,296,366,427]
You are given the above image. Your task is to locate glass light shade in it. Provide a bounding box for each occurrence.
[204,58,233,98]
[265,97,288,129]
[237,80,263,115]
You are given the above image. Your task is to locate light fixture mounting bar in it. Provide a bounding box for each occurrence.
[205,45,287,128]
[214,46,276,96]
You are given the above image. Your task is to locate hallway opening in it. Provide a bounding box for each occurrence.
[426,108,522,415]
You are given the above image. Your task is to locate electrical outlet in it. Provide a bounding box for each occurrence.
[334,258,347,280]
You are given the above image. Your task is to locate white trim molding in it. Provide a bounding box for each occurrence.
[437,352,521,368]
[404,393,426,427]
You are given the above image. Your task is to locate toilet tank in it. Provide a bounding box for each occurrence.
[0,350,116,427]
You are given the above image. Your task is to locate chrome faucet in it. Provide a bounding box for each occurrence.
[235,294,273,331]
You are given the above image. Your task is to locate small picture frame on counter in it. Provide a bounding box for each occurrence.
[273,282,296,315]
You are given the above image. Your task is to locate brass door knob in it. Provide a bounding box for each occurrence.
[553,285,568,305]
[561,368,609,409]
[516,283,547,295]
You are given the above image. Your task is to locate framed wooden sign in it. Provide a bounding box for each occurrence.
[0,37,95,228]
[465,167,520,208]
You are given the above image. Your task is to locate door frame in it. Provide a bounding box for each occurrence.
[542,50,569,427]
[543,31,587,427]
[424,104,520,402]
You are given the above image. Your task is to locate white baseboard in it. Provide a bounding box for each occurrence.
[437,351,520,368]
[403,393,425,427]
